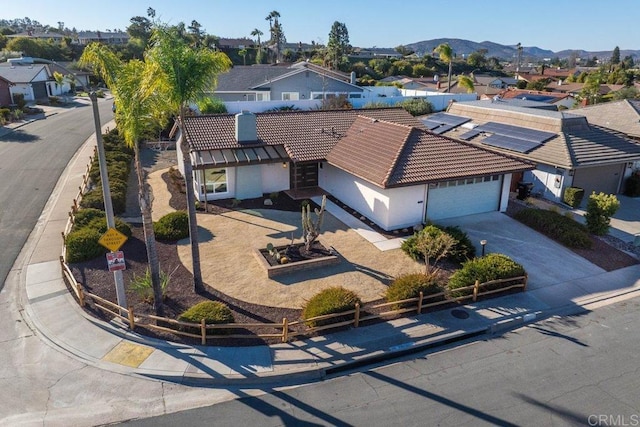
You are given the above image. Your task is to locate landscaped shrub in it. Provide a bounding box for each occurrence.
[513,208,592,249]
[402,224,474,264]
[129,268,172,303]
[624,173,640,197]
[563,187,585,208]
[385,272,444,309]
[448,254,526,298]
[86,216,132,237]
[585,192,620,236]
[72,208,105,229]
[154,211,189,241]
[65,227,105,263]
[0,108,10,120]
[400,98,433,116]
[440,226,476,262]
[302,287,361,327]
[178,301,234,325]
[79,184,127,214]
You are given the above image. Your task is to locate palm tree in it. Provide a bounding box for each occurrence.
[79,43,166,315]
[250,28,263,64]
[265,10,282,63]
[147,25,232,293]
[458,75,475,94]
[434,43,454,92]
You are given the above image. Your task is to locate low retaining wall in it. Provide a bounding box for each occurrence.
[253,245,340,278]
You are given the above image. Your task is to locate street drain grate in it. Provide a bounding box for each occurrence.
[451,309,470,319]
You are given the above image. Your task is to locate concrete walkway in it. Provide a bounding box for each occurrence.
[17,128,640,388]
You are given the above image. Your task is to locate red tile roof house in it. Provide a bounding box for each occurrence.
[176,108,532,230]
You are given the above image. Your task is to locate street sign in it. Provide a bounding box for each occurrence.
[99,227,128,252]
[106,251,126,272]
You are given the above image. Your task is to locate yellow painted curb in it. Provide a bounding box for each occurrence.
[103,341,154,368]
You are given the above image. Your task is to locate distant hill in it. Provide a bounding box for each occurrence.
[405,38,640,61]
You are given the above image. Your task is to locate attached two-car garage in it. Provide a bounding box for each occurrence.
[426,175,504,221]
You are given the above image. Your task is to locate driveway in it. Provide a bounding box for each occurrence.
[436,212,605,290]
[608,195,640,242]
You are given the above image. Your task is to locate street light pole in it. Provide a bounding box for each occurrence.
[89,92,127,311]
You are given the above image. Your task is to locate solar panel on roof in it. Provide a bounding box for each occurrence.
[421,119,442,130]
[459,129,482,140]
[430,124,456,135]
[482,134,540,153]
[426,113,471,127]
[476,122,555,143]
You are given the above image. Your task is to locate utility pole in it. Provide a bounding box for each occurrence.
[89,92,127,311]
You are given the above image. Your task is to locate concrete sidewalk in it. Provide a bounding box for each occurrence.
[19,129,640,386]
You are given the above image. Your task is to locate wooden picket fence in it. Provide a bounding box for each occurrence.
[60,253,527,345]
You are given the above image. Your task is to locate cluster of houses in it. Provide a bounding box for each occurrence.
[175,61,640,232]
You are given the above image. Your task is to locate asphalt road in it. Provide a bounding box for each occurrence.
[120,297,640,427]
[0,98,113,289]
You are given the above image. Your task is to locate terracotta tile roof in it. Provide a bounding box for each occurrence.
[182,108,424,163]
[327,116,533,188]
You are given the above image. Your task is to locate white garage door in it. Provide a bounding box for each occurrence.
[426,176,502,221]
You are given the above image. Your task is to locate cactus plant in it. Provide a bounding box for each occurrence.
[302,195,326,251]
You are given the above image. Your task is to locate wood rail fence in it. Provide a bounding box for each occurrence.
[60,253,527,345]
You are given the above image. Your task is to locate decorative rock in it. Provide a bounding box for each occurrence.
[360,216,366,221]
[414,224,424,232]
[402,228,409,233]
[393,230,399,234]
[264,199,273,206]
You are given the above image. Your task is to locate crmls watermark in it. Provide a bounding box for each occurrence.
[588,414,640,426]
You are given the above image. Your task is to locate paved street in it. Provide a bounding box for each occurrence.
[0,99,113,289]
[121,296,640,427]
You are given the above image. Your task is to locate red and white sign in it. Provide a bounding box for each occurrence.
[106,251,126,272]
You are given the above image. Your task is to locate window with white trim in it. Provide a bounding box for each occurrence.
[282,92,299,101]
[203,168,228,194]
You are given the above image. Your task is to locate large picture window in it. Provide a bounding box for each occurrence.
[203,168,227,194]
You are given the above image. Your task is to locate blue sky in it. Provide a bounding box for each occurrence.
[3,0,639,53]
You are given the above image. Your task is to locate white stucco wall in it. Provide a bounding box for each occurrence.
[235,165,262,199]
[261,163,290,194]
[10,84,34,101]
[524,165,565,201]
[500,173,513,211]
[320,164,425,231]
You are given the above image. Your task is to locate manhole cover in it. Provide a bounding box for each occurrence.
[451,309,470,319]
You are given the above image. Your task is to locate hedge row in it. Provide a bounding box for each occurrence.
[513,208,592,249]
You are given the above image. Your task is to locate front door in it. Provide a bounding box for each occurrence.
[290,162,319,189]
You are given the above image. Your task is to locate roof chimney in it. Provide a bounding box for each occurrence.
[235,110,257,144]
[350,71,356,85]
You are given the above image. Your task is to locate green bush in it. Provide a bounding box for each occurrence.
[385,272,444,309]
[129,268,171,303]
[624,174,640,197]
[197,97,227,114]
[440,226,476,262]
[448,254,526,298]
[85,216,132,237]
[154,211,189,241]
[0,108,10,120]
[514,208,592,249]
[79,184,127,214]
[402,224,475,263]
[65,227,105,263]
[585,192,620,236]
[400,98,433,116]
[563,187,585,208]
[178,301,234,324]
[72,208,105,229]
[302,287,361,327]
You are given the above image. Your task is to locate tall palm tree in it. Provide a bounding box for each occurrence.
[80,43,166,315]
[147,25,232,292]
[265,10,282,63]
[434,43,454,92]
[251,28,263,64]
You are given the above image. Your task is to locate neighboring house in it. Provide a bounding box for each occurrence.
[0,63,50,102]
[570,99,640,141]
[175,108,533,230]
[472,74,518,90]
[217,38,255,49]
[213,62,363,102]
[349,48,403,59]
[75,31,129,45]
[438,101,640,203]
[6,31,66,43]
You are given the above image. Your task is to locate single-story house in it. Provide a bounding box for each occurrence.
[213,61,363,102]
[176,108,533,230]
[437,101,640,203]
[0,76,12,106]
[0,63,49,102]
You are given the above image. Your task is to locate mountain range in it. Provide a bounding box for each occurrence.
[405,38,640,61]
